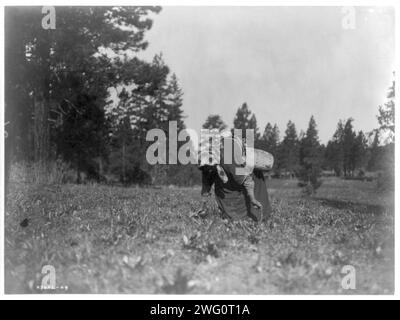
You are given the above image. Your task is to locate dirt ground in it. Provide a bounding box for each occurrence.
[4,178,394,294]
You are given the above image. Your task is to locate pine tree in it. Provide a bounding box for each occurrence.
[298,116,322,194]
[375,75,395,191]
[352,131,368,174]
[367,131,380,172]
[260,123,280,158]
[342,118,356,176]
[278,120,300,177]
[325,120,345,176]
[377,76,395,143]
[233,103,260,143]
[202,115,228,131]
[167,73,185,130]
[107,88,137,184]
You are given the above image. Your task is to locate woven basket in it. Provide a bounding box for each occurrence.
[245,147,274,171]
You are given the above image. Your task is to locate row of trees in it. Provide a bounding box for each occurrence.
[5,7,200,186]
[202,77,395,192]
[203,106,366,177]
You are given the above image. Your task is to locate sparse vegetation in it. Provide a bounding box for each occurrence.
[5,178,394,294]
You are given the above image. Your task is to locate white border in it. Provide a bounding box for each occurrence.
[0,1,4,302]
[0,0,399,300]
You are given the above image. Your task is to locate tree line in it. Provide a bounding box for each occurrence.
[5,6,199,187]
[203,78,394,193]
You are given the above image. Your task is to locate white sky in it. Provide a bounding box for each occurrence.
[137,6,395,143]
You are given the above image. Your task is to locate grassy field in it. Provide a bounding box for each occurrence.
[5,177,394,294]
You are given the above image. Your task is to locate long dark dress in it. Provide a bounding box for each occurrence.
[213,163,272,222]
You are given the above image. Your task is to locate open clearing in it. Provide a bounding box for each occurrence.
[5,178,394,294]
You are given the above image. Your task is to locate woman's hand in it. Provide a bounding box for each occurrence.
[242,175,262,209]
[251,199,262,209]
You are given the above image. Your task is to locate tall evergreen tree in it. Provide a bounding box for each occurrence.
[260,123,280,158]
[377,76,395,143]
[342,118,356,176]
[202,115,228,131]
[167,73,185,130]
[299,116,322,194]
[278,120,300,176]
[324,120,345,176]
[233,103,260,143]
[300,116,320,163]
[375,75,395,191]
[352,131,368,172]
[367,131,380,172]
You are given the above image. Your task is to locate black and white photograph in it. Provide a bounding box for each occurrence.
[1,2,398,299]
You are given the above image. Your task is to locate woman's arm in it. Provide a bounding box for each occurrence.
[242,174,262,209]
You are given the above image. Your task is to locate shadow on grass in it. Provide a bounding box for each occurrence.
[315,197,390,215]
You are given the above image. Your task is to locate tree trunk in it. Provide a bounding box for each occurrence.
[33,94,50,165]
[77,169,81,184]
[4,121,15,205]
[122,140,126,185]
[33,32,52,170]
[98,157,104,177]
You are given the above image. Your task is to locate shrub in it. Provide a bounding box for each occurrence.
[298,164,322,195]
[9,159,75,185]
